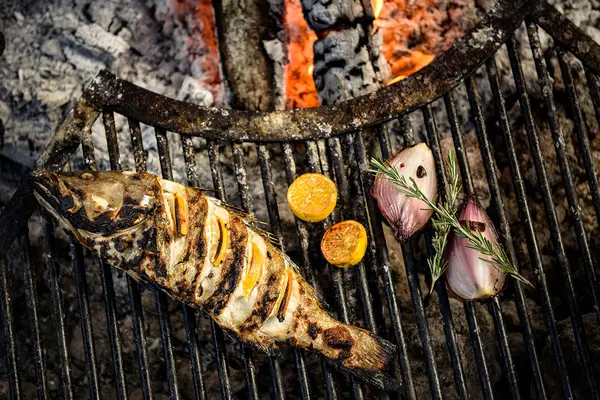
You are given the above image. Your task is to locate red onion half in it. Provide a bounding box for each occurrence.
[371,143,437,243]
[445,194,506,300]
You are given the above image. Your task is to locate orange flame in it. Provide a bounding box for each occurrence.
[284,0,319,109]
[372,0,384,20]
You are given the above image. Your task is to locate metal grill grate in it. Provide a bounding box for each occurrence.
[2,0,600,398]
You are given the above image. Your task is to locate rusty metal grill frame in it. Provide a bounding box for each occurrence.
[1,0,600,398]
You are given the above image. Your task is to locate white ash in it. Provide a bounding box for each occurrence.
[74,23,130,58]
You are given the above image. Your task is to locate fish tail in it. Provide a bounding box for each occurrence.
[328,324,401,391]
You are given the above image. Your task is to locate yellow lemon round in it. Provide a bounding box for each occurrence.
[287,173,337,222]
[320,220,368,268]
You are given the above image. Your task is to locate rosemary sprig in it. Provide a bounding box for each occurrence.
[369,151,532,290]
[426,151,461,293]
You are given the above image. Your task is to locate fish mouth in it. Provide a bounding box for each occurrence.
[31,171,61,212]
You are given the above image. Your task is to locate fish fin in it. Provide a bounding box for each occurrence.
[215,201,281,247]
[243,338,282,358]
[331,361,402,392]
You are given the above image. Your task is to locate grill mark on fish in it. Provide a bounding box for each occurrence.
[212,219,226,263]
[308,322,322,340]
[276,272,292,322]
[142,226,158,254]
[172,194,208,300]
[239,268,283,335]
[204,217,247,315]
[153,251,168,279]
[324,327,354,349]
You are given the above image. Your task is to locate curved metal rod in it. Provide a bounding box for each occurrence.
[86,0,532,142]
[532,1,600,71]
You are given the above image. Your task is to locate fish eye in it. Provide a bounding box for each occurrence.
[81,172,94,181]
[59,196,75,213]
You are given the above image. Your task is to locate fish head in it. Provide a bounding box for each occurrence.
[32,170,161,242]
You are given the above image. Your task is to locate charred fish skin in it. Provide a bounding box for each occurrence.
[32,170,400,391]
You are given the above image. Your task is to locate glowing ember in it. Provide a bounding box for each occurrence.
[285,0,319,109]
[375,0,473,80]
[172,0,222,102]
[385,50,435,84]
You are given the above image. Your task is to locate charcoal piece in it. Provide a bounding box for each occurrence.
[300,0,366,32]
[313,25,390,104]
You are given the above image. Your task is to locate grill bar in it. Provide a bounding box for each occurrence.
[231,141,289,400]
[228,142,261,400]
[179,136,209,400]
[526,22,600,397]
[302,140,343,400]
[372,120,418,400]
[422,104,496,399]
[155,292,181,399]
[255,143,290,400]
[101,113,129,400]
[82,117,129,400]
[99,261,128,400]
[424,95,470,399]
[585,71,600,150]
[231,143,254,212]
[323,137,366,400]
[0,257,21,399]
[42,216,75,400]
[505,35,575,399]
[336,133,392,400]
[154,127,209,400]
[69,130,103,400]
[465,76,522,399]
[530,26,600,328]
[340,134,385,334]
[206,139,234,400]
[128,120,207,400]
[125,124,184,399]
[431,276,469,399]
[558,51,600,232]
[155,127,196,400]
[281,143,316,288]
[70,237,101,400]
[127,280,154,400]
[126,118,155,400]
[484,58,547,398]
[255,143,313,399]
[392,198,442,398]
[281,141,335,399]
[21,231,50,400]
[356,128,432,400]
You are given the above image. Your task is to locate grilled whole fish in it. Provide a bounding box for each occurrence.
[32,170,400,390]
